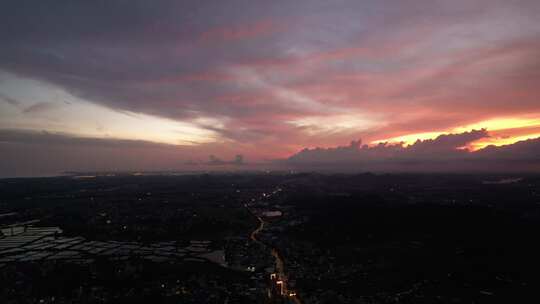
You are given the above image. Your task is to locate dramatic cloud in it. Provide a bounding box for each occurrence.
[0,128,538,177]
[1,1,540,175]
[287,130,540,172]
[288,130,487,163]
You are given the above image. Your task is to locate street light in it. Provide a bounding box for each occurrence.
[276,280,284,295]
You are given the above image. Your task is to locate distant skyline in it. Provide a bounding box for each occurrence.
[1,1,540,176]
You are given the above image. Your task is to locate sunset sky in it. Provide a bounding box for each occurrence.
[1,0,540,176]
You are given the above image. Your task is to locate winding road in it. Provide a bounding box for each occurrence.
[246,201,303,304]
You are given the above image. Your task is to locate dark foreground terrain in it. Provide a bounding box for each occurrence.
[1,172,539,303]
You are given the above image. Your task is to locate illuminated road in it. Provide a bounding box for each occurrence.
[245,193,303,304]
[249,212,264,245]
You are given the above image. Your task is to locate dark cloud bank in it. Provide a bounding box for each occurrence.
[286,129,540,172]
[0,129,242,178]
[1,129,539,177]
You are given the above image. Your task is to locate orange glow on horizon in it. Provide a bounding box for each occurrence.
[454,117,540,133]
[469,132,540,150]
[372,116,540,151]
[372,131,447,146]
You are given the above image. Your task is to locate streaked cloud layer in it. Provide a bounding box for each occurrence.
[1,0,540,175]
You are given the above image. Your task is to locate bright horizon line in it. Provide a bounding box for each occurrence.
[371,116,540,151]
